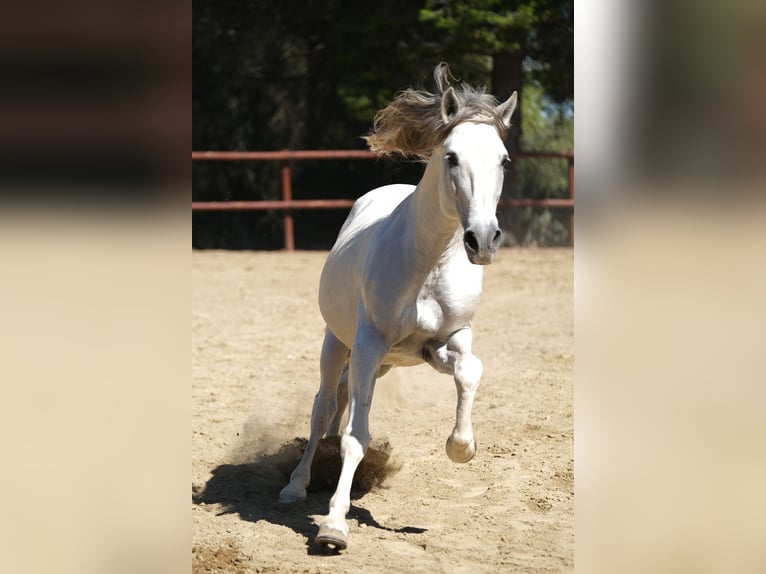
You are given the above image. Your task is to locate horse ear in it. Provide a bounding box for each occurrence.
[496,91,518,128]
[440,87,460,125]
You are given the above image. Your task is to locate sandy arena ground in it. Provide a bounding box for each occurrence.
[192,248,573,573]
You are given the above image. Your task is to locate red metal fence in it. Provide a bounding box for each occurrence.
[192,149,574,249]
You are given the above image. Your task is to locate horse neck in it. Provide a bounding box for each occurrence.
[406,151,462,262]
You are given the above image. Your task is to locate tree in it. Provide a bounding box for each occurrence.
[419,0,573,154]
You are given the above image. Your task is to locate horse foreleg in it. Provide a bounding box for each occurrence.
[278,328,348,504]
[328,361,391,437]
[445,328,482,463]
[316,326,388,550]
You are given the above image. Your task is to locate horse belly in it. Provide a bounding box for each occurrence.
[384,346,427,367]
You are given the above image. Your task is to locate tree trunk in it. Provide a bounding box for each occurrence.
[492,50,524,158]
[492,49,526,244]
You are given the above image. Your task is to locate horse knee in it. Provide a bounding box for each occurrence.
[456,354,483,389]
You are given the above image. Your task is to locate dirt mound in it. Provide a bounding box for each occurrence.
[273,436,401,496]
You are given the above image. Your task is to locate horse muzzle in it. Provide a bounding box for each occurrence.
[463,225,502,265]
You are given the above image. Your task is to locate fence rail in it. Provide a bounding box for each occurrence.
[192,149,573,249]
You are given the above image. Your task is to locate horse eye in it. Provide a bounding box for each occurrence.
[445,153,459,167]
[501,157,512,170]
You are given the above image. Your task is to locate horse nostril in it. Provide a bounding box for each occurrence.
[492,229,502,245]
[463,230,479,253]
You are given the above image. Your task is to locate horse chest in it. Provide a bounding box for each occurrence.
[383,284,478,368]
[415,263,482,336]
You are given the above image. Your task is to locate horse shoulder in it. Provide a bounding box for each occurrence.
[319,184,416,347]
[335,184,415,244]
[358,244,419,342]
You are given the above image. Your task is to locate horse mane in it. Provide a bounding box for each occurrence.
[364,62,509,161]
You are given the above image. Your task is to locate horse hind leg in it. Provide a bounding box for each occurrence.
[278,328,348,504]
[327,365,349,437]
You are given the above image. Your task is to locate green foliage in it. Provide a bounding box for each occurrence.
[420,0,536,53]
[503,82,573,246]
[419,0,572,102]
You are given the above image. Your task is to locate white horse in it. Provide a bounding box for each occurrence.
[278,63,517,551]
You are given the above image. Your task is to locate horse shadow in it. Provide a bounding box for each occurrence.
[192,437,426,555]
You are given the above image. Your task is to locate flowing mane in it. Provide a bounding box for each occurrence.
[364,62,510,161]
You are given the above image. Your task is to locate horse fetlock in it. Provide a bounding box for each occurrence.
[446,432,476,463]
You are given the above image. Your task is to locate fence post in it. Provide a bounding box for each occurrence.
[568,150,574,247]
[280,152,295,251]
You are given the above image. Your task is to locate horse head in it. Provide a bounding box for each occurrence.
[438,88,517,265]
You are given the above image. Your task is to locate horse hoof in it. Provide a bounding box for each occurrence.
[316,524,348,551]
[277,485,306,505]
[446,437,476,463]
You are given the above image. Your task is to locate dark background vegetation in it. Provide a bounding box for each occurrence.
[193,0,573,249]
